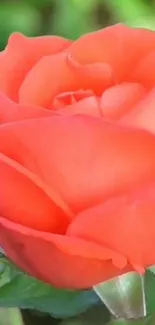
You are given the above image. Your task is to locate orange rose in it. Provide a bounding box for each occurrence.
[1,24,155,289]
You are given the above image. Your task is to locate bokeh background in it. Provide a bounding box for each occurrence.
[1,0,155,50]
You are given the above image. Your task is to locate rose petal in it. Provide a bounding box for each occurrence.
[52,89,94,109]
[1,115,155,213]
[0,33,71,101]
[0,217,131,288]
[57,96,100,117]
[100,83,146,120]
[0,93,52,124]
[131,51,155,89]
[0,153,69,233]
[120,88,155,134]
[69,24,155,81]
[68,183,155,269]
[19,52,113,107]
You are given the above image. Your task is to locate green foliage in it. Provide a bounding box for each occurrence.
[60,304,110,325]
[0,256,99,318]
[144,270,155,314]
[1,257,155,324]
[0,308,24,325]
[0,0,155,50]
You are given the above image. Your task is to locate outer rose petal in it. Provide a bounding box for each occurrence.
[0,153,69,233]
[0,93,52,124]
[1,116,155,213]
[69,24,155,82]
[0,33,71,101]
[120,88,155,134]
[19,52,113,107]
[0,217,132,288]
[68,184,155,271]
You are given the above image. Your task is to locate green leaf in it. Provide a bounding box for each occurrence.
[0,270,99,318]
[21,310,58,325]
[60,304,110,325]
[144,270,155,315]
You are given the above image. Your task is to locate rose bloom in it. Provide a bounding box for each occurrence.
[1,24,155,289]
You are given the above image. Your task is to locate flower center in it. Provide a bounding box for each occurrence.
[52,89,94,109]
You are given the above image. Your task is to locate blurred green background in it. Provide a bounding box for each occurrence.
[1,0,155,50]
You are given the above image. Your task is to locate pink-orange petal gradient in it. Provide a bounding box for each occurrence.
[100,83,146,120]
[19,52,113,107]
[0,33,71,101]
[56,96,100,117]
[52,89,94,109]
[1,115,155,214]
[0,153,69,233]
[69,24,155,82]
[131,50,155,89]
[120,88,155,134]
[0,217,132,289]
[0,93,52,124]
[67,184,155,270]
